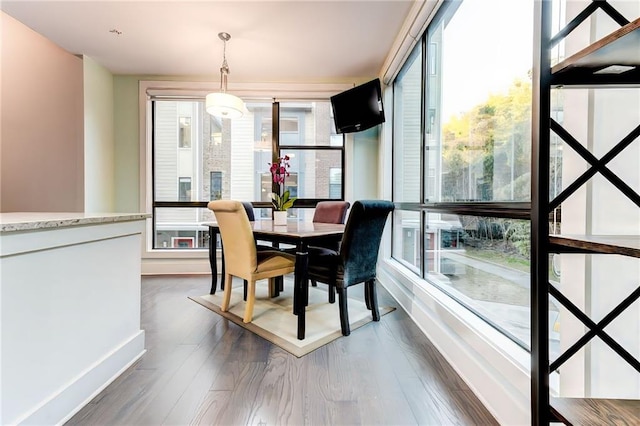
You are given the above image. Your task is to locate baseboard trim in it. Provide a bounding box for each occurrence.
[15,331,146,426]
[142,257,212,275]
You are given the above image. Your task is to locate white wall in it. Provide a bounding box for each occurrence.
[114,76,142,213]
[346,126,380,202]
[84,56,115,212]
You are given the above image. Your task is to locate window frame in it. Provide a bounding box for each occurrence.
[140,81,353,254]
[390,0,534,352]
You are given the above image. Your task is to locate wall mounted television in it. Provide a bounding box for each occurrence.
[330,78,385,134]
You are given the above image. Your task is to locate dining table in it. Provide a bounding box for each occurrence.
[204,219,345,340]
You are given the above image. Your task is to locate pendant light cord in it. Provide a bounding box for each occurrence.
[219,32,231,93]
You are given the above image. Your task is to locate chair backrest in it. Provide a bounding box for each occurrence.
[313,201,351,224]
[241,201,255,221]
[207,200,257,277]
[339,200,394,286]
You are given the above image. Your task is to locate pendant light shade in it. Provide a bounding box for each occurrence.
[207,32,245,119]
[206,92,244,119]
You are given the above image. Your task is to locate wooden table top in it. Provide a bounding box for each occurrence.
[203,220,345,239]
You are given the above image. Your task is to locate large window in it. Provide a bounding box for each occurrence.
[149,97,344,249]
[392,0,537,351]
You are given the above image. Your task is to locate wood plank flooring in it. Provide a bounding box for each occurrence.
[66,275,498,425]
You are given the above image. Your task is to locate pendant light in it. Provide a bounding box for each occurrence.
[206,32,245,119]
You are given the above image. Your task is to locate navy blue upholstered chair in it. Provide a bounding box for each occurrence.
[243,201,285,296]
[241,201,256,221]
[306,200,394,336]
[241,201,277,251]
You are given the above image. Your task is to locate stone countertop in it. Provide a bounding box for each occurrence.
[0,212,150,232]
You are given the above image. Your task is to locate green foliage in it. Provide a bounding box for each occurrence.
[493,172,531,200]
[270,190,296,211]
[504,220,531,257]
[461,217,531,260]
[441,77,532,201]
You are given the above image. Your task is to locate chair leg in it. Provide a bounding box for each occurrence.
[243,280,248,301]
[272,277,281,297]
[311,279,317,287]
[221,274,233,312]
[328,282,336,304]
[364,282,371,310]
[243,279,257,323]
[365,279,380,322]
[337,287,350,336]
[268,278,277,297]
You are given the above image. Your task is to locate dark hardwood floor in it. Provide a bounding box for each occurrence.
[66,275,498,425]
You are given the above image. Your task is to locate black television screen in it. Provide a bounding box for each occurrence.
[331,78,385,134]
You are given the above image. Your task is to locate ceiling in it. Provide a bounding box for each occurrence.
[2,1,418,83]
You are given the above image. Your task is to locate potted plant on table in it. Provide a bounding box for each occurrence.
[269,155,296,225]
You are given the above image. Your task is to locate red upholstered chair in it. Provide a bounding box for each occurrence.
[312,201,351,225]
[308,201,350,254]
[307,201,350,296]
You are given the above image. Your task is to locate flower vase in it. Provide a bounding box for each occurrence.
[273,210,287,226]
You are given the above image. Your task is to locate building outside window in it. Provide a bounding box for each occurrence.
[329,168,341,199]
[178,116,192,148]
[259,101,345,220]
[149,97,345,248]
[178,177,191,201]
[210,171,222,200]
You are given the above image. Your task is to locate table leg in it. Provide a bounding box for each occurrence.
[273,242,284,293]
[208,227,218,294]
[293,241,309,340]
[208,228,226,293]
[220,243,225,290]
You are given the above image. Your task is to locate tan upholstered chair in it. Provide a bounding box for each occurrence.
[208,200,296,323]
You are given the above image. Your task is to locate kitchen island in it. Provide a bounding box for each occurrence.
[0,212,149,425]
